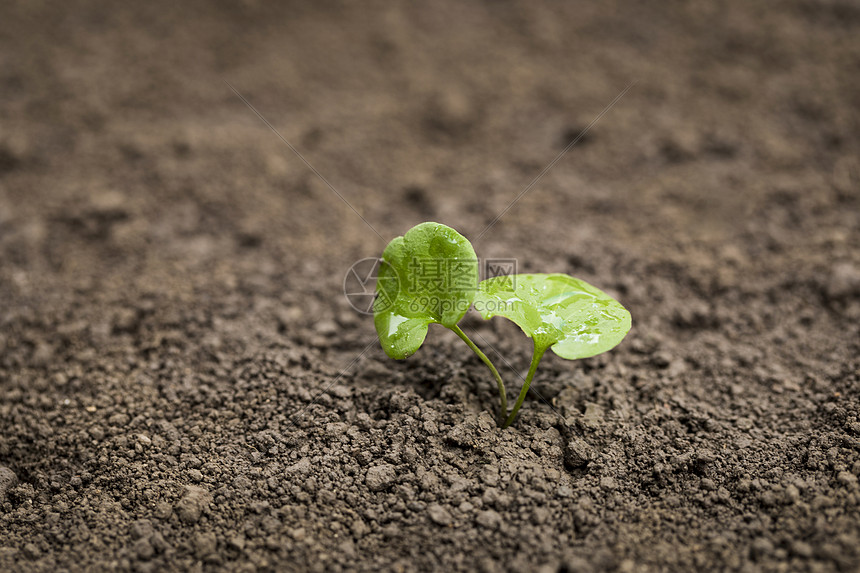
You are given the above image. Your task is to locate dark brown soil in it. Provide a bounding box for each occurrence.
[1,1,859,572]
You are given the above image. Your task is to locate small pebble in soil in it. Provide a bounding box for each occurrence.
[351,519,368,539]
[194,531,218,559]
[365,464,396,492]
[582,403,604,428]
[228,535,246,551]
[751,537,774,560]
[476,509,501,530]
[154,501,172,520]
[427,504,453,526]
[175,485,212,524]
[130,519,153,539]
[285,458,312,475]
[134,538,154,560]
[837,471,857,487]
[314,320,338,337]
[793,541,813,558]
[531,507,550,525]
[825,263,860,301]
[564,438,596,468]
[22,543,40,560]
[0,466,18,499]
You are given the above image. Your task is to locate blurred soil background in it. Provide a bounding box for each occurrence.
[0,1,859,571]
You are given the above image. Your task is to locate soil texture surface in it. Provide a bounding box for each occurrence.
[1,1,859,572]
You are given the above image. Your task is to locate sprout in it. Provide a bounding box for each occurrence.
[374,222,631,428]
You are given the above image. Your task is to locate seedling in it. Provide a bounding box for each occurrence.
[374,222,631,428]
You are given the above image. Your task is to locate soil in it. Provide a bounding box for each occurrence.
[1,1,859,572]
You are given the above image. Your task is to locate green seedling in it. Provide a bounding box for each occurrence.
[374,222,631,428]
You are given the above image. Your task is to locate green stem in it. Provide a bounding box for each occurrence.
[450,324,508,424]
[501,341,548,429]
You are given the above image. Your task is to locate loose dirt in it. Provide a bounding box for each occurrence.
[1,1,858,571]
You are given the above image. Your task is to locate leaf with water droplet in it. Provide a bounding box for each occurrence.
[473,273,631,359]
[374,222,478,359]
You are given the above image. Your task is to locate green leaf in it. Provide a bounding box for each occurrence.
[473,273,631,359]
[374,222,478,359]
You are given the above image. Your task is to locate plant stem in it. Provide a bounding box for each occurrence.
[501,342,547,429]
[450,324,507,424]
